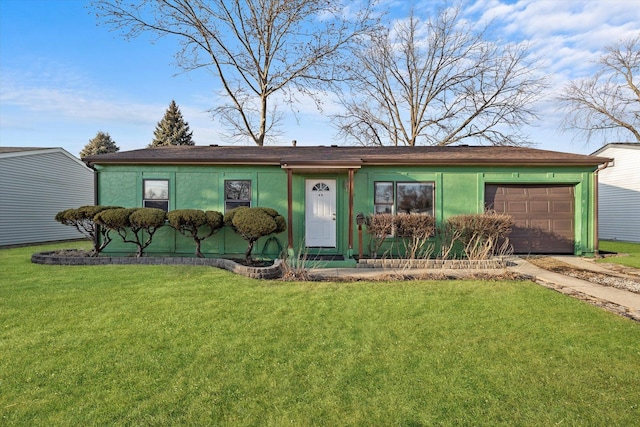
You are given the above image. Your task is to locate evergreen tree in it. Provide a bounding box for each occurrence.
[149,100,194,147]
[80,131,119,158]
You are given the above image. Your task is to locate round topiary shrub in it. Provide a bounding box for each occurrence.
[94,208,138,231]
[94,208,165,257]
[54,205,122,256]
[167,209,223,257]
[129,208,166,229]
[224,207,286,264]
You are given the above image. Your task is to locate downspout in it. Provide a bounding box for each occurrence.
[83,160,98,204]
[91,165,98,206]
[348,169,355,254]
[286,168,294,252]
[85,160,100,249]
[593,161,610,258]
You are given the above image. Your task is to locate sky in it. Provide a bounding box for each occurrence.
[1,0,639,157]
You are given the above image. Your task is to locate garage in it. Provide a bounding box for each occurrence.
[485,184,575,254]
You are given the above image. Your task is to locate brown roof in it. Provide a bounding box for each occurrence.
[83,145,611,167]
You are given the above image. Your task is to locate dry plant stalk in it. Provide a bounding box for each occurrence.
[365,213,395,257]
[281,244,312,281]
[445,211,513,260]
[395,214,436,260]
[437,222,464,260]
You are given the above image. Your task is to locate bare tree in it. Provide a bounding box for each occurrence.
[334,7,547,147]
[558,35,640,143]
[93,0,378,146]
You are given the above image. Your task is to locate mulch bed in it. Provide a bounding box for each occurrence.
[525,257,640,295]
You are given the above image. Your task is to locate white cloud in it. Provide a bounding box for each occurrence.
[465,0,640,55]
[455,0,640,150]
[0,58,196,152]
[1,66,161,125]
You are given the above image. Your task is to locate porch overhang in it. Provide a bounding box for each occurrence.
[280,161,362,174]
[282,162,360,253]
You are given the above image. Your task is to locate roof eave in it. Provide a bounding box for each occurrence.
[363,158,612,166]
[84,154,613,168]
[85,159,283,167]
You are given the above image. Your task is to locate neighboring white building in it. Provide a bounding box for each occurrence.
[591,143,640,243]
[0,147,95,247]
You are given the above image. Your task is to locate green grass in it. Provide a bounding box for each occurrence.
[599,240,640,269]
[2,242,640,426]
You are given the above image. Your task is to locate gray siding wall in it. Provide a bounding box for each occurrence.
[597,146,640,243]
[0,150,95,246]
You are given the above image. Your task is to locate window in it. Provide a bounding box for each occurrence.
[374,181,394,214]
[374,181,434,215]
[144,179,169,211]
[225,180,251,211]
[397,182,433,214]
[312,182,331,192]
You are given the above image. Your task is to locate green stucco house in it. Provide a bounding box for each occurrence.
[83,145,611,264]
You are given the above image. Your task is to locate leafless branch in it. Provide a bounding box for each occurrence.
[557,35,640,143]
[93,0,379,145]
[333,6,547,147]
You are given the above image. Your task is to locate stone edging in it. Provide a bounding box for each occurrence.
[31,252,282,280]
[357,258,511,269]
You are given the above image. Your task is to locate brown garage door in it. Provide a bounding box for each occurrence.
[485,184,575,254]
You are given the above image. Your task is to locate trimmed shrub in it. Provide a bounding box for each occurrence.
[55,205,122,256]
[365,213,395,257]
[128,208,167,257]
[167,209,223,258]
[365,213,436,259]
[224,207,286,264]
[95,208,166,257]
[129,208,166,228]
[436,220,464,260]
[444,211,513,260]
[394,213,435,238]
[394,214,436,259]
[94,208,137,231]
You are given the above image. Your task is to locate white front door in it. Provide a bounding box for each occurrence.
[305,179,336,247]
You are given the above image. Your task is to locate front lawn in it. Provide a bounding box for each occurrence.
[1,243,639,425]
[599,240,640,269]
